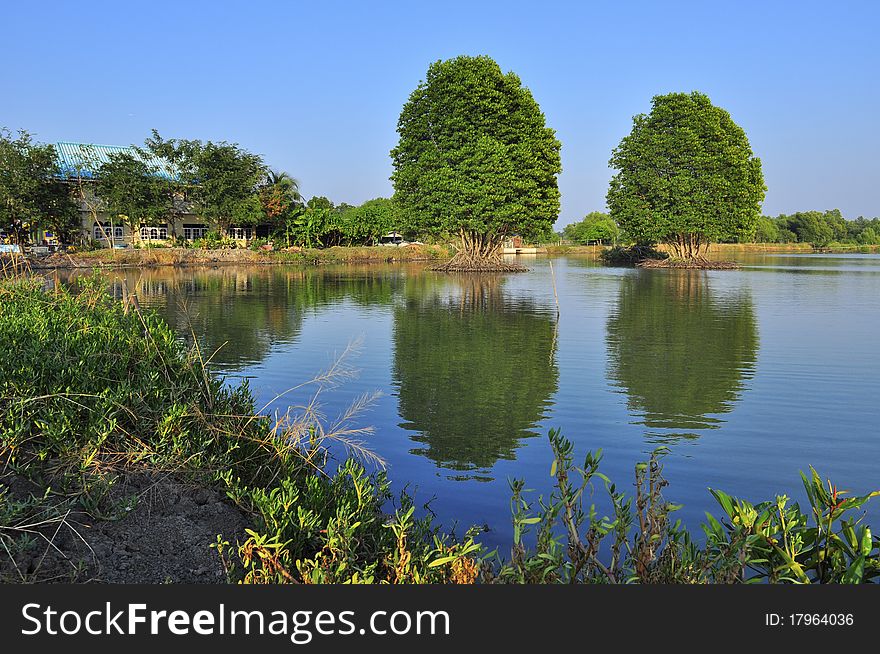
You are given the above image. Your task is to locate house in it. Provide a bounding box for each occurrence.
[55,142,207,247]
[55,142,262,247]
[502,235,538,254]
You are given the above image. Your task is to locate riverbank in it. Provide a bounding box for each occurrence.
[24,241,880,271]
[28,244,450,270]
[2,278,878,584]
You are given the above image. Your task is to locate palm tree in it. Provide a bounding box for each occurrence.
[265,170,302,205]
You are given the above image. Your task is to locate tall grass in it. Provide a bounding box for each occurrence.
[0,276,478,583]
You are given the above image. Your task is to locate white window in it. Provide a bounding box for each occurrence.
[231,227,252,240]
[140,225,169,240]
[94,224,124,240]
[183,224,207,240]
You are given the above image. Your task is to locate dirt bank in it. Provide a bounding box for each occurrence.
[0,471,249,583]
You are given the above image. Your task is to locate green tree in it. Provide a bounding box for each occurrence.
[391,55,561,269]
[282,196,335,248]
[37,177,79,244]
[822,209,848,243]
[753,215,779,243]
[859,226,879,245]
[563,211,618,245]
[139,131,193,239]
[785,211,834,248]
[259,170,302,234]
[194,141,265,234]
[145,132,265,235]
[0,129,74,244]
[339,198,398,245]
[96,151,173,242]
[607,92,765,259]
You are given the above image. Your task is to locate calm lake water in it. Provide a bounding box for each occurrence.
[71,253,880,548]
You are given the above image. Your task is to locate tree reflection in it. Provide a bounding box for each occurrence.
[393,274,558,478]
[606,270,758,436]
[66,266,404,369]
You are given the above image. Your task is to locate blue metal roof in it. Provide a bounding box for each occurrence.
[54,142,179,180]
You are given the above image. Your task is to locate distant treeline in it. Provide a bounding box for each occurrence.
[561,209,880,248]
[753,210,880,247]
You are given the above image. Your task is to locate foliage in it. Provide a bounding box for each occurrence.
[746,210,880,248]
[145,131,266,233]
[96,151,174,238]
[752,215,779,243]
[489,430,880,584]
[563,211,618,245]
[0,129,76,244]
[258,170,302,232]
[193,230,239,250]
[0,278,478,584]
[335,197,399,246]
[391,55,561,264]
[607,91,765,258]
[703,471,880,583]
[278,196,400,249]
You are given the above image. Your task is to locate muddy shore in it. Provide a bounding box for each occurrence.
[0,471,249,583]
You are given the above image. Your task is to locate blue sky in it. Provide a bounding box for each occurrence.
[4,1,878,226]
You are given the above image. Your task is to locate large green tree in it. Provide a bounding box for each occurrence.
[607,92,765,259]
[145,131,265,235]
[0,129,75,244]
[391,55,561,270]
[96,151,174,242]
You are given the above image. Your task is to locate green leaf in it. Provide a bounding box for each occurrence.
[710,489,735,518]
[860,527,873,557]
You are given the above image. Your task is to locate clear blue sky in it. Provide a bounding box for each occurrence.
[4,0,878,226]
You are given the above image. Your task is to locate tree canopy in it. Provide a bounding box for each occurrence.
[607,92,765,259]
[391,55,561,269]
[0,129,76,244]
[96,151,173,237]
[563,211,618,245]
[145,132,266,234]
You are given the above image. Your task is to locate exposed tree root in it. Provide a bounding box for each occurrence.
[431,254,527,273]
[430,229,528,272]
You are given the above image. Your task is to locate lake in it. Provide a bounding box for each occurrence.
[69,253,880,549]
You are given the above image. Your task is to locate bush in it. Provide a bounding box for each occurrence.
[600,244,668,266]
[194,231,238,250]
